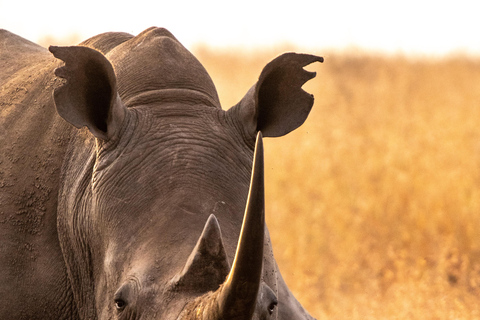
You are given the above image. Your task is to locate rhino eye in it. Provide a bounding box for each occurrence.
[114,298,126,311]
[268,301,277,315]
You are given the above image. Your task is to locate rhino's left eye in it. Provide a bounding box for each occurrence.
[114,282,133,312]
[268,301,277,315]
[114,298,126,311]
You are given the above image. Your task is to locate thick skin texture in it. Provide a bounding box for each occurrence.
[0,27,321,320]
[0,29,76,320]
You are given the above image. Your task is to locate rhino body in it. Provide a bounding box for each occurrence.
[0,27,322,319]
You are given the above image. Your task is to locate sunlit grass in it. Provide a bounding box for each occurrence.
[196,48,480,319]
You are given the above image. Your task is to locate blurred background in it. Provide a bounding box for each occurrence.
[2,0,479,56]
[3,0,480,318]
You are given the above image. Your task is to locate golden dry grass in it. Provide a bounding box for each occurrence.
[194,47,480,319]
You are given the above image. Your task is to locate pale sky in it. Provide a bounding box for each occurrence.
[1,0,478,56]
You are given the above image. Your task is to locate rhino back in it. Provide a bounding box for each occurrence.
[0,30,77,319]
[78,31,134,54]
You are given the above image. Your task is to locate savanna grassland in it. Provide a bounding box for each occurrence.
[194,47,480,319]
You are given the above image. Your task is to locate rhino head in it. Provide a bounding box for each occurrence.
[49,27,322,320]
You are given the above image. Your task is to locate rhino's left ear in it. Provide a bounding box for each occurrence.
[49,46,125,140]
[229,53,323,138]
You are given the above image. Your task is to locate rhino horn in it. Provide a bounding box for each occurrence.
[172,214,230,292]
[217,131,265,319]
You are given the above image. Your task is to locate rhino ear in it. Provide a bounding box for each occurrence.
[171,214,230,292]
[49,45,125,140]
[229,53,323,138]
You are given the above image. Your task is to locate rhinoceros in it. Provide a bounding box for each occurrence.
[0,27,322,320]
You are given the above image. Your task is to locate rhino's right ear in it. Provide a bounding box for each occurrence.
[49,46,125,140]
[229,53,323,138]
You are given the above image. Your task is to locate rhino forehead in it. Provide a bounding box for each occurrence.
[93,107,253,209]
[106,27,220,108]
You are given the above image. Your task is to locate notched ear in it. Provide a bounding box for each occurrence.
[171,214,230,292]
[49,45,125,140]
[230,53,323,138]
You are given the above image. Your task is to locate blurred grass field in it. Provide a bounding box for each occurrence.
[194,47,480,319]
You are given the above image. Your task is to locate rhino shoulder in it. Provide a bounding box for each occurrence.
[0,29,46,54]
[0,29,52,84]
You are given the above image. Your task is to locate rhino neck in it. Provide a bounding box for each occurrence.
[56,131,99,319]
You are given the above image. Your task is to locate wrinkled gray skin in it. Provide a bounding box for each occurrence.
[0,27,322,320]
